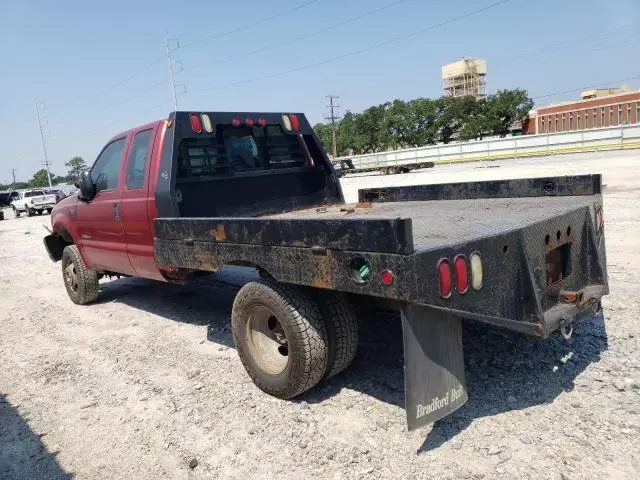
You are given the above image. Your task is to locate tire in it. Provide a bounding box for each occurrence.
[27,206,34,217]
[61,245,99,305]
[36,209,42,216]
[231,280,329,399]
[13,207,20,218]
[315,292,359,379]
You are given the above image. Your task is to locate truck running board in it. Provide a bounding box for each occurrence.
[401,304,467,431]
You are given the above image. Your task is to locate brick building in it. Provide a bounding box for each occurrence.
[533,88,640,134]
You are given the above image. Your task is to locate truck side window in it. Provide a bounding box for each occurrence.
[91,137,126,193]
[126,129,153,190]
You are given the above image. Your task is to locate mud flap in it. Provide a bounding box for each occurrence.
[401,304,467,431]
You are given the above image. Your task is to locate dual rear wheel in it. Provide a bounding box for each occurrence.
[231,280,358,399]
[57,245,359,400]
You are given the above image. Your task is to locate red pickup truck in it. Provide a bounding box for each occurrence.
[44,111,608,430]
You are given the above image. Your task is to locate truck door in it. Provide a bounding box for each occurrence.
[119,126,164,280]
[76,136,136,275]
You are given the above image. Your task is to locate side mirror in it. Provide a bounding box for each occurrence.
[78,170,96,201]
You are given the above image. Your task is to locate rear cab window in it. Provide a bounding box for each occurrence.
[25,190,44,197]
[177,124,307,179]
[126,129,153,190]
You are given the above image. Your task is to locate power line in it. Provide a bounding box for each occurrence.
[187,0,410,71]
[48,55,167,112]
[325,95,340,158]
[181,0,322,49]
[196,0,511,93]
[532,75,640,101]
[493,22,639,65]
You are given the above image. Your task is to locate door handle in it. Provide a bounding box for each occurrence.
[113,202,121,223]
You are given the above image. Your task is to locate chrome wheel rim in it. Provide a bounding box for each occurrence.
[64,263,79,293]
[246,306,289,375]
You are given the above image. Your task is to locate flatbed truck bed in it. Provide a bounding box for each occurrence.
[266,196,593,252]
[45,111,608,431]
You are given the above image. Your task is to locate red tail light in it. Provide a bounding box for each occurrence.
[190,113,202,133]
[258,117,267,126]
[290,114,300,132]
[246,118,254,127]
[232,117,240,127]
[381,270,394,286]
[454,255,468,294]
[438,260,452,298]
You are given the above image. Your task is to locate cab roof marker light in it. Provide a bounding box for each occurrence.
[201,114,213,133]
[290,114,301,132]
[281,114,292,131]
[189,113,202,133]
[246,118,254,127]
[258,117,267,126]
[470,252,483,291]
[232,117,240,127]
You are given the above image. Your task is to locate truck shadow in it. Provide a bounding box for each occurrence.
[416,311,608,452]
[0,393,73,480]
[98,267,260,348]
[97,269,607,452]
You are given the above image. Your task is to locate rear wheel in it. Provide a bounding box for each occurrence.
[36,209,42,216]
[231,280,329,399]
[61,245,99,305]
[315,292,359,379]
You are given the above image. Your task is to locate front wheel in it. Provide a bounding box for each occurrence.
[61,245,99,305]
[231,280,329,399]
[13,207,20,218]
[27,206,34,217]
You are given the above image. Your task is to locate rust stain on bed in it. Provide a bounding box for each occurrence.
[311,254,333,289]
[209,224,227,241]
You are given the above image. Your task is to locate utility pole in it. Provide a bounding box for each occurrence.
[325,95,340,158]
[9,169,17,189]
[165,32,179,110]
[35,102,53,188]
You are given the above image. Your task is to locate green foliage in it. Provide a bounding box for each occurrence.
[485,89,534,137]
[29,169,53,188]
[65,156,88,180]
[313,89,533,155]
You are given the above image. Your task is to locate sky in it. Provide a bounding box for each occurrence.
[0,0,638,184]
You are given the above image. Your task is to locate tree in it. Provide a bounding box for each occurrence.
[313,123,333,155]
[29,169,54,188]
[336,111,363,155]
[354,103,390,153]
[65,156,87,180]
[485,89,534,137]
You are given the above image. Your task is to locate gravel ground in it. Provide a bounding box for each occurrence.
[1,150,639,479]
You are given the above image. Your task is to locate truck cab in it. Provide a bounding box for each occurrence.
[45,111,341,282]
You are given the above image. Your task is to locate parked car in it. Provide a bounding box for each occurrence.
[45,189,67,203]
[11,189,57,217]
